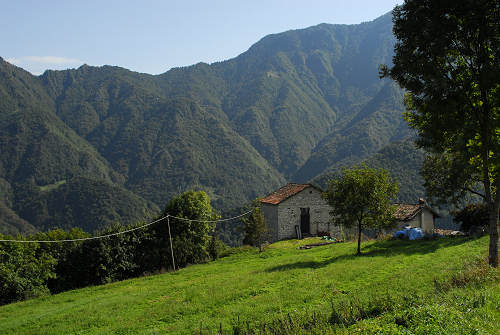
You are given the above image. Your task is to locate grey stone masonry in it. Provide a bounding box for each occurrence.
[261,185,341,242]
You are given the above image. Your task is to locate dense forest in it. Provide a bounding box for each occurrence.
[0,12,426,239]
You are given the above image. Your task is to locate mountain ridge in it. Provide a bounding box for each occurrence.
[0,12,424,239]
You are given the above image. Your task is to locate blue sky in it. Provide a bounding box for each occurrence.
[2,0,401,75]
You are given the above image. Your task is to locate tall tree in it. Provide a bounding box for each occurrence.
[323,166,398,255]
[381,0,500,266]
[160,191,219,268]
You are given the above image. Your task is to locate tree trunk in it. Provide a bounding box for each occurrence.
[357,220,362,255]
[479,117,498,267]
[488,201,499,267]
[482,159,499,267]
[488,177,499,267]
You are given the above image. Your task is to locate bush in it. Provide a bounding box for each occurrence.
[0,237,56,305]
[208,234,227,260]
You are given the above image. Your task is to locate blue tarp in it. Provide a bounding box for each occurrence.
[408,227,424,240]
[394,230,407,238]
[394,227,424,240]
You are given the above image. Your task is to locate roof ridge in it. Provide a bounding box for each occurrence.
[260,183,316,205]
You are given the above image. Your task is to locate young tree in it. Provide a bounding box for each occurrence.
[381,0,500,266]
[324,166,398,255]
[242,202,269,252]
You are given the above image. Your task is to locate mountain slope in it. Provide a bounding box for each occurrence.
[0,61,160,233]
[14,177,159,232]
[0,12,425,235]
[294,81,409,182]
[40,66,286,208]
[313,138,425,203]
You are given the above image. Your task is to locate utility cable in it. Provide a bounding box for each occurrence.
[0,215,168,243]
[166,209,253,223]
[0,208,254,243]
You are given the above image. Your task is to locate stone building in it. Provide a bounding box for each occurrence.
[259,183,339,242]
[393,198,439,233]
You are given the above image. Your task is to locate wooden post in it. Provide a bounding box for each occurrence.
[167,216,176,271]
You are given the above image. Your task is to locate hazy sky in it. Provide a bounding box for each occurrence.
[2,0,402,75]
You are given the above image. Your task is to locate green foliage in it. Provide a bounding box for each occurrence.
[383,0,500,266]
[161,190,220,268]
[324,165,398,254]
[294,81,410,182]
[0,237,56,305]
[31,228,91,293]
[315,139,426,204]
[13,177,158,233]
[420,152,484,207]
[0,190,228,305]
[361,139,425,203]
[208,234,227,260]
[0,225,152,299]
[0,202,35,236]
[242,202,269,252]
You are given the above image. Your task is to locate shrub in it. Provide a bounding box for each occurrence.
[0,237,56,305]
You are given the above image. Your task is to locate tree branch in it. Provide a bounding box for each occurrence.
[462,186,486,199]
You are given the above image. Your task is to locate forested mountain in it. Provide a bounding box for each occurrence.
[313,138,425,203]
[0,12,424,235]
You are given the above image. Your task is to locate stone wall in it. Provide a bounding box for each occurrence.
[396,208,435,233]
[276,187,340,240]
[261,203,278,241]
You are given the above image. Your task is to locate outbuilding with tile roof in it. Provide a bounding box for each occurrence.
[260,183,340,241]
[394,198,439,233]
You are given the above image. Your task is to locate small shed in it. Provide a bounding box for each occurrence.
[259,183,339,242]
[393,198,439,233]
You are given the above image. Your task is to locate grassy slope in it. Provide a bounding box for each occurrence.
[0,237,497,334]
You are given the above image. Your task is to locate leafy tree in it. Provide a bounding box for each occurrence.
[57,223,145,288]
[323,166,398,255]
[160,191,219,268]
[0,237,56,305]
[242,202,269,252]
[381,0,500,266]
[420,152,484,207]
[33,228,90,293]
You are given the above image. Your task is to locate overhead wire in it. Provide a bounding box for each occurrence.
[0,208,253,243]
[167,209,254,223]
[0,215,168,243]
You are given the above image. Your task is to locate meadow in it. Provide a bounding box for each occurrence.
[0,236,498,334]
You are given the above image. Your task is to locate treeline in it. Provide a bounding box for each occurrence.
[0,191,227,306]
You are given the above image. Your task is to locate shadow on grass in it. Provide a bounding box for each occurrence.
[265,237,472,272]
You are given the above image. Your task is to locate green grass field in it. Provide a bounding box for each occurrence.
[0,236,498,334]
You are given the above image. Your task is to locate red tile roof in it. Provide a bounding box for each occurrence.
[393,204,423,221]
[260,183,314,205]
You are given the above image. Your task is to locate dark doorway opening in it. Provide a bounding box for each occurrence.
[300,208,310,235]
